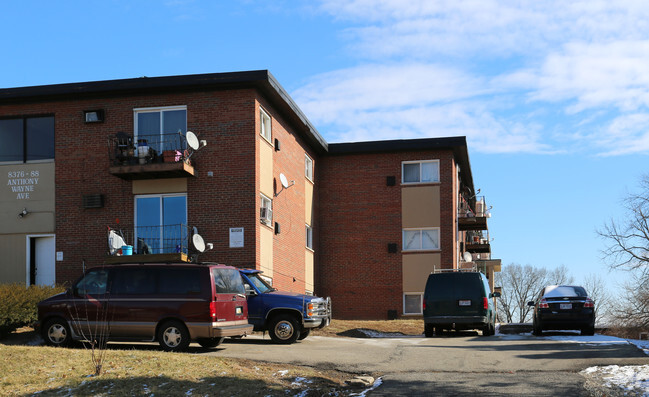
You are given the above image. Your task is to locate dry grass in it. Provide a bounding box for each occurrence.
[0,344,354,396]
[311,319,424,337]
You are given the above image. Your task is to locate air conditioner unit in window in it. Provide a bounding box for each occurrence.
[260,207,273,224]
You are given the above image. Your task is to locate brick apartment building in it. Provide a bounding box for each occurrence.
[0,70,499,319]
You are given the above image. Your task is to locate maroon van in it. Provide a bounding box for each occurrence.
[37,263,253,351]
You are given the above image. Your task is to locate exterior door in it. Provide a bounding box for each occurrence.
[34,236,55,286]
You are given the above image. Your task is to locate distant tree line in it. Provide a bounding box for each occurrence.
[495,264,609,324]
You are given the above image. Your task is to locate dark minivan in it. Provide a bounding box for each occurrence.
[423,271,500,337]
[37,263,253,351]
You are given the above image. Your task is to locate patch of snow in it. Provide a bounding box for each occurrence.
[276,369,289,377]
[357,329,420,338]
[185,388,194,396]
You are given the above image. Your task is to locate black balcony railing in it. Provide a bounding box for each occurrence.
[109,224,191,256]
[109,132,188,166]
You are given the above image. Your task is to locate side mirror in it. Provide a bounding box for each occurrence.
[527,301,535,306]
[244,284,257,296]
[491,292,501,298]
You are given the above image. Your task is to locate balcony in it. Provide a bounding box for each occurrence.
[458,195,490,231]
[105,224,195,264]
[465,230,490,254]
[108,132,195,180]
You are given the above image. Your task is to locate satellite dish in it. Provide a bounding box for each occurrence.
[186,131,200,150]
[108,229,126,255]
[192,233,206,253]
[279,173,289,189]
[463,251,473,262]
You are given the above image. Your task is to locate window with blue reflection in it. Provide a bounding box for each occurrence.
[135,195,187,254]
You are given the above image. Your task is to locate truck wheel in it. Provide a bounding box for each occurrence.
[269,314,301,344]
[424,324,434,337]
[157,320,190,352]
[42,318,72,347]
[297,329,310,340]
[198,337,225,349]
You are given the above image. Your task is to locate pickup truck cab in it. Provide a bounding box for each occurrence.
[239,269,331,344]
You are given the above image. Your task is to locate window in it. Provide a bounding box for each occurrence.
[212,268,246,295]
[135,194,187,254]
[112,268,156,295]
[260,194,273,226]
[75,269,108,296]
[404,293,423,315]
[402,160,439,184]
[403,228,440,251]
[306,224,313,250]
[134,106,187,152]
[0,116,54,163]
[260,107,271,142]
[305,154,313,181]
[159,268,202,295]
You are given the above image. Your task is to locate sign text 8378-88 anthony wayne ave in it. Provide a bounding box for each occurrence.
[7,170,40,200]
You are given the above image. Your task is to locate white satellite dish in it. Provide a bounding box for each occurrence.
[108,229,126,255]
[186,131,200,150]
[279,173,289,189]
[463,251,473,262]
[192,233,206,253]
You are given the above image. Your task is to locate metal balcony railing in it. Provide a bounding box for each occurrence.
[458,195,489,218]
[109,132,188,166]
[109,224,191,256]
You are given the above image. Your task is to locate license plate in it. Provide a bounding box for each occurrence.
[236,306,243,315]
[559,303,572,310]
[458,300,471,306]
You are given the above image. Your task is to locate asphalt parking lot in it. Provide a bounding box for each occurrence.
[211,331,649,396]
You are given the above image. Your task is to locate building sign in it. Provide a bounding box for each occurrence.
[229,227,244,248]
[6,170,40,200]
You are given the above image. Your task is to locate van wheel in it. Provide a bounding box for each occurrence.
[42,318,72,347]
[269,314,301,344]
[297,329,310,340]
[424,324,434,337]
[158,321,190,352]
[198,337,225,349]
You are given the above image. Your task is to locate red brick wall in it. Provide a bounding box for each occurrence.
[318,150,457,319]
[1,89,264,284]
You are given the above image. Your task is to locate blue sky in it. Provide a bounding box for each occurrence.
[2,0,648,292]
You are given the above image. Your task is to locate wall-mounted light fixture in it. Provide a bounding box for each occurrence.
[18,208,28,218]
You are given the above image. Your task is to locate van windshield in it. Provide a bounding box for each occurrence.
[211,268,245,295]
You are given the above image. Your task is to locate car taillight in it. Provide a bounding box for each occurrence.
[539,299,549,309]
[483,297,489,310]
[584,298,594,308]
[210,302,217,319]
[422,301,426,311]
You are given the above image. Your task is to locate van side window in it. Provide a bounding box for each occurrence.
[159,268,202,295]
[212,268,245,294]
[113,268,156,295]
[76,270,108,296]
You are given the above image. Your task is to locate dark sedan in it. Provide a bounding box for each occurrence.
[528,285,595,336]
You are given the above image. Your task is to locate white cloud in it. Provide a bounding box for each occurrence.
[297,0,649,155]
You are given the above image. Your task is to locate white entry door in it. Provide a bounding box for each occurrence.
[34,236,55,286]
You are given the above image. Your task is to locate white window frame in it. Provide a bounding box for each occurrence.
[401,160,440,184]
[260,194,273,226]
[305,154,313,182]
[305,224,313,250]
[260,107,272,143]
[402,227,440,251]
[403,293,423,315]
